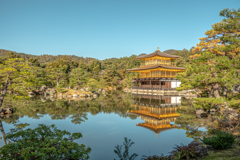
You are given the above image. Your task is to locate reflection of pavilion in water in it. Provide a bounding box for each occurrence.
[128,94,181,137]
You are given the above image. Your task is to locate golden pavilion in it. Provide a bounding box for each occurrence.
[127,48,186,90]
[128,95,181,137]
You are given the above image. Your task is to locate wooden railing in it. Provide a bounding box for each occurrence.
[133,75,176,79]
[140,61,176,67]
[131,85,176,90]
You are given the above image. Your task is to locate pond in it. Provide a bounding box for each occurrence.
[0,93,205,160]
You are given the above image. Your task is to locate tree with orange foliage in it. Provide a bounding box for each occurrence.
[192,8,240,58]
[176,8,240,111]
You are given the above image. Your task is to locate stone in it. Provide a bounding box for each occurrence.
[87,97,92,101]
[210,108,216,112]
[93,94,98,98]
[196,109,207,118]
[222,107,239,119]
[50,97,55,102]
[189,141,208,157]
[28,91,35,96]
[195,145,208,157]
[40,85,47,91]
[73,86,79,91]
[102,90,106,94]
[210,108,216,115]
[73,94,78,97]
[80,93,86,97]
[49,88,56,95]
[40,96,47,102]
[4,108,13,114]
[45,90,50,95]
[229,113,239,120]
[73,96,78,99]
[189,141,202,146]
[0,108,5,114]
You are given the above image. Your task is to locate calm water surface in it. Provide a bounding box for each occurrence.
[0,94,199,160]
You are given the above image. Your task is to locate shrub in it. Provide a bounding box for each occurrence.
[0,124,91,160]
[201,131,235,149]
[114,137,138,160]
[141,154,170,160]
[169,143,198,160]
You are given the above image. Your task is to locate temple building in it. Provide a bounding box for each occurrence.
[127,48,186,91]
[128,95,181,137]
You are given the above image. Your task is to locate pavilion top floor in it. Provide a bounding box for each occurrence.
[137,49,181,67]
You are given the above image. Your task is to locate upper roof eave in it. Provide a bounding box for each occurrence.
[137,50,180,59]
[127,65,186,71]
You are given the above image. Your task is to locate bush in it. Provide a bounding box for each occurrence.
[114,137,138,160]
[0,124,91,160]
[170,143,199,160]
[201,131,235,149]
[141,154,170,160]
[142,143,200,160]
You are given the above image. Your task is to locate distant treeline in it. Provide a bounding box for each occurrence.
[0,48,193,93]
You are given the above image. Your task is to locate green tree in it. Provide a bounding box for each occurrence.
[114,137,138,160]
[46,67,68,87]
[86,78,100,92]
[0,124,91,160]
[0,58,39,108]
[176,8,240,110]
[69,68,87,89]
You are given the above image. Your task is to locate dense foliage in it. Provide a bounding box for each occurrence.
[176,8,240,111]
[114,137,138,160]
[201,131,235,149]
[0,124,91,160]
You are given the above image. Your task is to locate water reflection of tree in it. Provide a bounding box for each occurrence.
[175,97,212,141]
[0,93,134,125]
[0,121,6,145]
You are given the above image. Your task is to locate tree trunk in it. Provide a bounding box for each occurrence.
[57,78,59,87]
[207,89,212,98]
[0,121,6,145]
[0,78,9,108]
[223,87,228,98]
[213,83,220,98]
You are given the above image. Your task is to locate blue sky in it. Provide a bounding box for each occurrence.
[0,0,239,60]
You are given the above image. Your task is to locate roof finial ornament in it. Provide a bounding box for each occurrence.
[156,47,160,51]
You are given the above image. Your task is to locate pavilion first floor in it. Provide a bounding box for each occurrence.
[131,77,181,90]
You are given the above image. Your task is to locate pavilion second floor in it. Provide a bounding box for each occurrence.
[127,65,186,79]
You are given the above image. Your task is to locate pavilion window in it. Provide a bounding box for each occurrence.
[166,60,170,65]
[161,99,165,103]
[166,71,170,77]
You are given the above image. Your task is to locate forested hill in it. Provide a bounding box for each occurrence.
[0,49,96,64]
[163,49,181,54]
[0,48,182,63]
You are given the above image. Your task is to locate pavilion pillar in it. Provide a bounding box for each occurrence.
[150,79,152,89]
[176,79,177,89]
[161,79,162,90]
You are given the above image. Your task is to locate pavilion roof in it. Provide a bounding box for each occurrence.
[128,110,180,119]
[137,50,180,59]
[137,123,177,134]
[127,65,186,71]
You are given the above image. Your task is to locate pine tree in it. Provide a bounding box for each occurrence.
[0,58,39,108]
[69,68,87,89]
[176,8,240,110]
